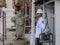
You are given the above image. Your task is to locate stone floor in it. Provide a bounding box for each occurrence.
[0,30,49,45]
[4,30,30,45]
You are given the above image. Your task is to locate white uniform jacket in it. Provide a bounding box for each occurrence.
[35,17,46,38]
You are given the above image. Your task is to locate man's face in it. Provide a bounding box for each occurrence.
[36,13,42,18]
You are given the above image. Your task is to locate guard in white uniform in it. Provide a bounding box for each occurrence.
[35,9,46,45]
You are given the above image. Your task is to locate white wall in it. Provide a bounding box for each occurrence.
[55,0,60,45]
[5,9,15,29]
[46,5,54,33]
[0,17,2,34]
[43,3,55,45]
[0,18,3,40]
[6,0,13,8]
[5,0,15,29]
[0,0,2,38]
[0,8,3,39]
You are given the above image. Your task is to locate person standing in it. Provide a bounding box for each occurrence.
[35,9,46,45]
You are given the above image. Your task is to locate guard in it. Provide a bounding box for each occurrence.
[35,9,46,45]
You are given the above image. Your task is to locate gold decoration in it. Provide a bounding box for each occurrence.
[2,0,6,7]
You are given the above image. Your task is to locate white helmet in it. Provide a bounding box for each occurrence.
[36,9,43,14]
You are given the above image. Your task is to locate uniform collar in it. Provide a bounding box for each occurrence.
[39,17,43,20]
